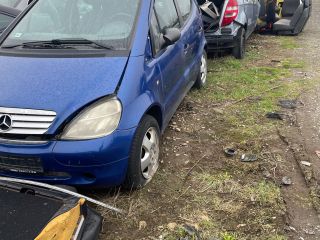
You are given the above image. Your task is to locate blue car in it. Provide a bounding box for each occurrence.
[0,0,207,188]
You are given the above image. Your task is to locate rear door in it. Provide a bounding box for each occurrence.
[151,0,187,126]
[175,0,203,88]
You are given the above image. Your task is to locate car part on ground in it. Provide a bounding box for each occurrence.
[224,148,237,157]
[257,0,312,35]
[197,0,260,59]
[0,177,110,240]
[0,0,207,188]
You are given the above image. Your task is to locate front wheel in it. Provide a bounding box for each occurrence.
[232,27,246,59]
[123,115,160,189]
[193,51,208,89]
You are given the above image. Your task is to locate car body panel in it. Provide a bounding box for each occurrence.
[0,56,129,134]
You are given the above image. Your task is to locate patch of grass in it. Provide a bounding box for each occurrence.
[248,181,282,206]
[267,234,287,240]
[281,59,305,69]
[221,232,238,240]
[279,36,298,49]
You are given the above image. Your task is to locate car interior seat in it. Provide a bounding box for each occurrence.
[273,0,304,32]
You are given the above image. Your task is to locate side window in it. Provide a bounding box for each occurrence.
[154,0,180,31]
[0,13,13,30]
[150,9,162,55]
[176,0,192,23]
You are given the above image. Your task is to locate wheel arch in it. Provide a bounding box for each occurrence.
[144,104,163,132]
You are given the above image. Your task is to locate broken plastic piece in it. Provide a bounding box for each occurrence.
[224,148,237,157]
[301,161,311,167]
[282,176,292,186]
[266,112,283,120]
[278,100,297,109]
[241,154,258,162]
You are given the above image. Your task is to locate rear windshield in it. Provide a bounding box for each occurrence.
[2,0,141,50]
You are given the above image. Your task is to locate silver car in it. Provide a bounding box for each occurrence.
[197,0,260,59]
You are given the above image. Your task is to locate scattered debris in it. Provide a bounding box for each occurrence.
[278,99,298,109]
[175,128,181,132]
[303,228,316,235]
[167,223,177,231]
[315,150,320,159]
[284,225,297,232]
[241,154,258,162]
[139,221,147,230]
[282,176,292,186]
[301,161,312,167]
[185,102,194,111]
[212,108,224,114]
[266,112,284,120]
[263,170,272,178]
[182,224,201,240]
[237,223,247,228]
[224,148,237,157]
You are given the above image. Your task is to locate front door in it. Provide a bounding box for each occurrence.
[151,0,186,125]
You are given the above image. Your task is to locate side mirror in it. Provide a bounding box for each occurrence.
[161,28,181,49]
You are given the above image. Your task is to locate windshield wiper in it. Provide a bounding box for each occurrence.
[2,38,114,50]
[51,38,115,50]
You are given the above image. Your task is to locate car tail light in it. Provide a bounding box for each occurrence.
[221,0,239,27]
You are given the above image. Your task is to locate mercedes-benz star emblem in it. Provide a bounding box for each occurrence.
[0,114,13,132]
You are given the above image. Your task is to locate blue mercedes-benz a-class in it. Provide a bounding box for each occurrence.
[0,0,207,188]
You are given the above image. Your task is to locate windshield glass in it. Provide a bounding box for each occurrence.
[0,0,21,8]
[2,0,141,50]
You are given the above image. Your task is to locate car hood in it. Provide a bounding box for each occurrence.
[0,55,128,133]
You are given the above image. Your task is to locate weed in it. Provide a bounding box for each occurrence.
[221,232,238,240]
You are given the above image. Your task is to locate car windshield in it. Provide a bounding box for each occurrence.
[2,0,141,50]
[0,0,21,8]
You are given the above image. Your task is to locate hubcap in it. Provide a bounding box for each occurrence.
[140,127,160,179]
[200,54,207,84]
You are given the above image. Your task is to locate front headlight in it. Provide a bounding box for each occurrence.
[61,97,122,140]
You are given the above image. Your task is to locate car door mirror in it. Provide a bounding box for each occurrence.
[161,28,181,49]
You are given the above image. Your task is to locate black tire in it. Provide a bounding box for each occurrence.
[193,51,208,89]
[232,27,246,59]
[123,115,160,190]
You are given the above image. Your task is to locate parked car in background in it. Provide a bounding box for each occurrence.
[197,0,260,59]
[0,0,207,189]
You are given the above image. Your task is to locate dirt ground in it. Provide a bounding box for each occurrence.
[88,3,320,240]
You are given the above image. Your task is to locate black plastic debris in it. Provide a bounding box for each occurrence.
[278,100,297,109]
[266,112,284,120]
[224,148,237,157]
[181,224,201,240]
